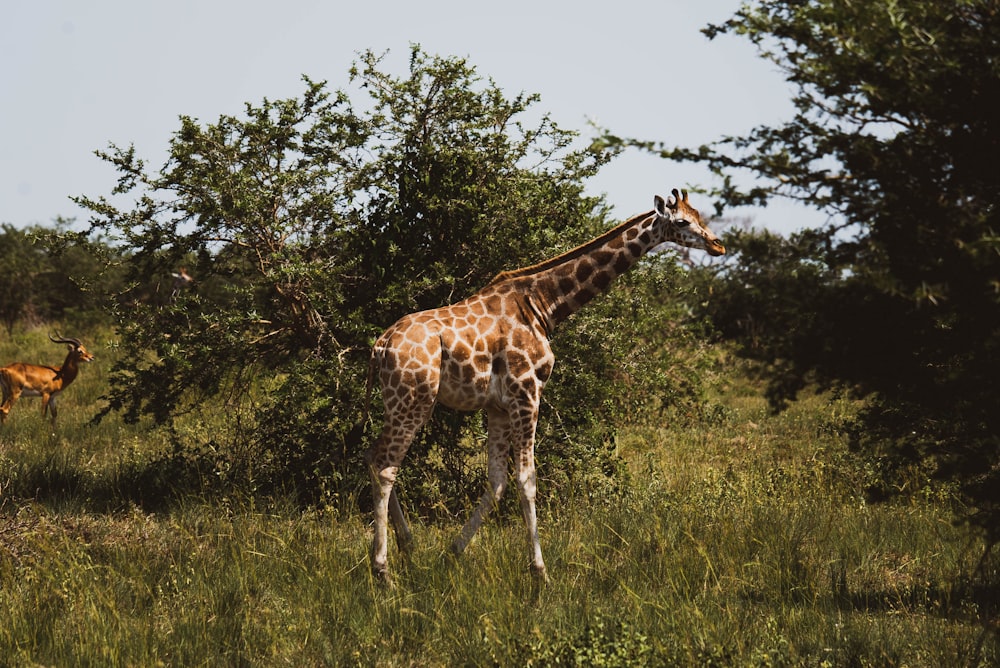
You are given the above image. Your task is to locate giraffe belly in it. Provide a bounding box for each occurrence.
[436,362,490,412]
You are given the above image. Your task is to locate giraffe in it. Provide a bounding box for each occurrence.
[365,189,725,583]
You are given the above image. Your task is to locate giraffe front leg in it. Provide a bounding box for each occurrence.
[515,443,548,582]
[451,408,511,555]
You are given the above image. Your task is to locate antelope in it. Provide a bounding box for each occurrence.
[0,334,95,425]
[171,267,194,299]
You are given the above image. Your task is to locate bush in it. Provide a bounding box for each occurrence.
[77,47,716,511]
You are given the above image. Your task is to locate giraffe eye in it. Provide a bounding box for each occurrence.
[675,218,691,227]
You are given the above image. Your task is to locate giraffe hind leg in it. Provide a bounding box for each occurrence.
[366,441,401,583]
[387,486,412,553]
[366,368,440,582]
[365,434,402,583]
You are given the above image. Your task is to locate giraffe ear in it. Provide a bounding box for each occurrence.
[654,195,669,216]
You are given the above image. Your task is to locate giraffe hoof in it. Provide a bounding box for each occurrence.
[440,544,463,568]
[448,539,466,557]
[530,563,549,583]
[370,559,394,587]
[372,569,394,588]
[397,535,414,556]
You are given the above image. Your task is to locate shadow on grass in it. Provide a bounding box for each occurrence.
[3,447,219,514]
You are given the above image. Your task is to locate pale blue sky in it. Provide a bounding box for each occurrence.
[1,1,824,234]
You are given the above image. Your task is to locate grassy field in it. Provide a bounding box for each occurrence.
[0,328,996,666]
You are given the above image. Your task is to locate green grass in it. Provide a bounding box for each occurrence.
[1,328,997,666]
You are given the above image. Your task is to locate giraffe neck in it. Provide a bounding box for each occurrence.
[492,210,662,332]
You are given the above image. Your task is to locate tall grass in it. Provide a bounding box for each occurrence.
[1,327,996,666]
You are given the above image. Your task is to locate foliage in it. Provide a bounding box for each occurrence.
[607,0,1000,540]
[75,46,709,509]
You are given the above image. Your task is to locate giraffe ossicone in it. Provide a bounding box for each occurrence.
[364,190,725,583]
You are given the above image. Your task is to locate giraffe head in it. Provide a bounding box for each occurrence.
[654,189,726,257]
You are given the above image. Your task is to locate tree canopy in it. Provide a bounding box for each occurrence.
[610,0,1000,539]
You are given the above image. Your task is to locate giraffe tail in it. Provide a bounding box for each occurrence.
[347,346,378,449]
[361,346,377,428]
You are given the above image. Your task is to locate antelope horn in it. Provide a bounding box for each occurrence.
[49,332,82,348]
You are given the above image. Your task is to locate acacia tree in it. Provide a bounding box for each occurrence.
[79,47,710,507]
[611,1,1000,539]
